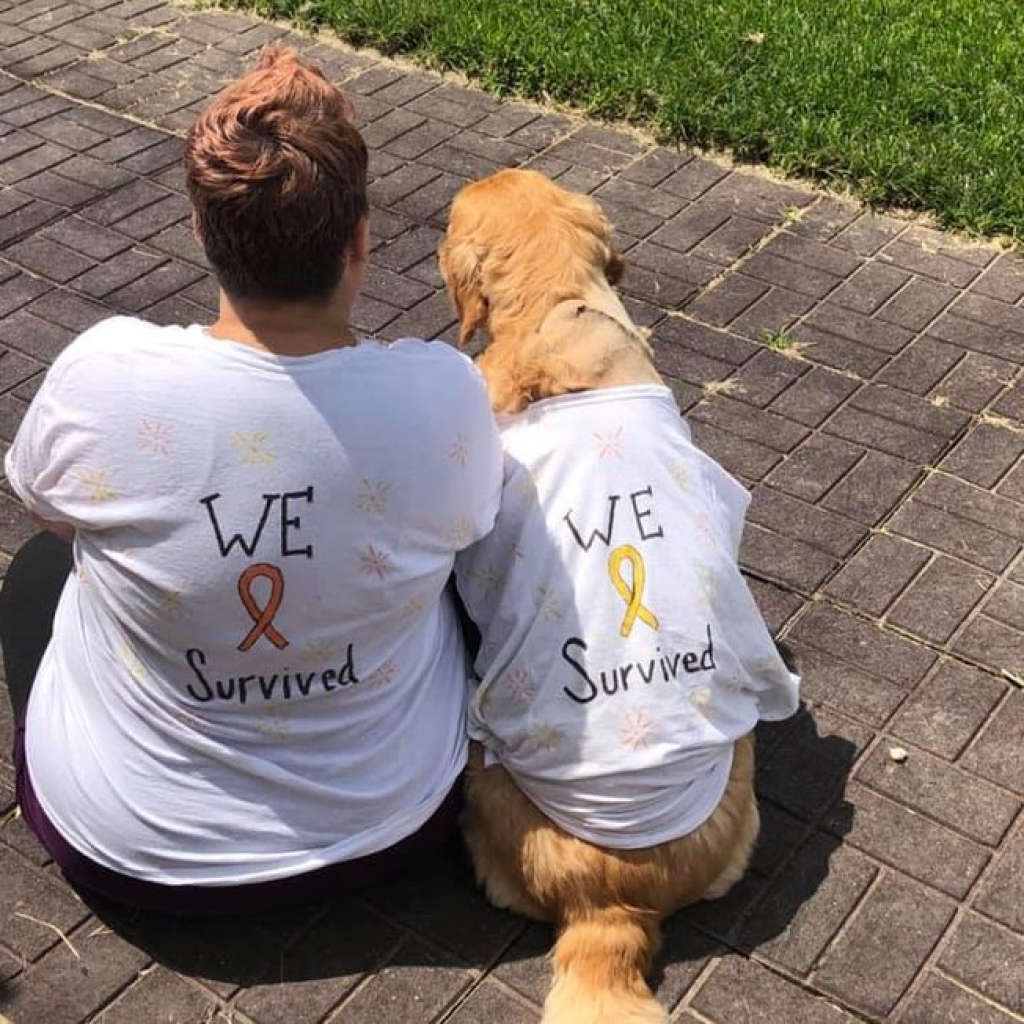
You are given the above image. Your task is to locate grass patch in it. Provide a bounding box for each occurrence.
[762,329,796,351]
[233,0,1024,240]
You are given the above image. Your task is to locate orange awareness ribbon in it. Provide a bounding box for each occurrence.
[236,563,290,652]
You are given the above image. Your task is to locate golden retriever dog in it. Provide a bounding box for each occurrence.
[440,168,799,1024]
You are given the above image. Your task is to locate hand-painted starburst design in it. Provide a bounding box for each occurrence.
[117,640,146,684]
[620,710,656,751]
[594,426,624,460]
[447,517,475,549]
[157,587,185,620]
[302,639,334,665]
[356,478,392,516]
[528,721,566,752]
[75,468,118,502]
[255,708,290,740]
[137,419,175,456]
[405,594,427,615]
[366,658,397,690]
[359,544,394,580]
[506,667,535,703]
[668,459,691,491]
[449,432,468,467]
[689,686,713,713]
[696,568,718,607]
[469,565,505,596]
[537,585,563,621]
[232,431,276,466]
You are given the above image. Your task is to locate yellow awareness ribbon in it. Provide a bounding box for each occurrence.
[608,544,660,638]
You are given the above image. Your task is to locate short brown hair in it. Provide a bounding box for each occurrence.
[185,46,368,302]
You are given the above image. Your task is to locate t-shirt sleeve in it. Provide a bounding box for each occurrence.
[454,359,504,548]
[4,336,126,532]
[5,353,79,525]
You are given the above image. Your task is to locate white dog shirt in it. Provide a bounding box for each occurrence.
[455,384,800,849]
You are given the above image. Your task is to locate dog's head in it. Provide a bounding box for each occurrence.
[438,169,625,350]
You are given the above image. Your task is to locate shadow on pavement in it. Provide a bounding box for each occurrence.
[76,702,855,1000]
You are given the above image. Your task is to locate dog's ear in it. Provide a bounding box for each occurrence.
[438,238,489,349]
[605,248,625,286]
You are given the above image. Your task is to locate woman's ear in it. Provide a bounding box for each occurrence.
[438,238,489,348]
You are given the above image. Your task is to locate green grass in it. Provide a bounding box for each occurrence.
[237,0,1024,240]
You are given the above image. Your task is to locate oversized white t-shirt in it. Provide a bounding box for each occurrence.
[5,316,503,885]
[455,385,800,849]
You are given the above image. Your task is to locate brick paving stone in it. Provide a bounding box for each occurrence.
[891,660,1008,761]
[790,602,937,687]
[821,782,990,898]
[887,556,995,645]
[889,500,1019,575]
[901,971,1022,1024]
[789,323,891,378]
[15,170,102,209]
[70,246,167,299]
[928,310,1024,363]
[972,251,1024,303]
[795,644,915,728]
[805,303,915,356]
[4,234,95,282]
[756,706,869,822]
[938,912,1024,1014]
[787,196,860,242]
[726,348,807,408]
[704,172,815,223]
[829,260,911,314]
[857,742,1019,846]
[768,365,860,427]
[0,309,73,362]
[330,939,472,1024]
[749,485,865,559]
[959,693,1024,793]
[236,899,403,1024]
[93,967,219,1024]
[1,920,150,1024]
[824,533,930,618]
[443,980,540,1024]
[877,335,963,395]
[739,835,876,975]
[937,351,1018,412]
[876,275,957,331]
[690,394,809,454]
[0,845,89,961]
[811,872,955,1017]
[686,272,768,327]
[746,576,804,634]
[692,955,859,1024]
[974,822,1024,932]
[362,858,523,968]
[651,200,731,254]
[25,288,108,332]
[656,316,759,367]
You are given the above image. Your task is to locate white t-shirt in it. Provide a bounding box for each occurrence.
[6,316,503,885]
[455,385,799,849]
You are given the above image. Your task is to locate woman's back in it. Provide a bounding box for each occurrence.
[8,316,502,884]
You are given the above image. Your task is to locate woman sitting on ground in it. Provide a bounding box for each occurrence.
[0,46,502,915]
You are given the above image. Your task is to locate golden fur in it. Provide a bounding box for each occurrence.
[438,167,661,413]
[440,168,761,1024]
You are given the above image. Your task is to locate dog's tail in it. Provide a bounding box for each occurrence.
[542,906,667,1024]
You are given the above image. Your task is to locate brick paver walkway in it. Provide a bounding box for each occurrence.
[0,3,1022,1023]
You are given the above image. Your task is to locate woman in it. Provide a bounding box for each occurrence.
[0,46,503,915]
